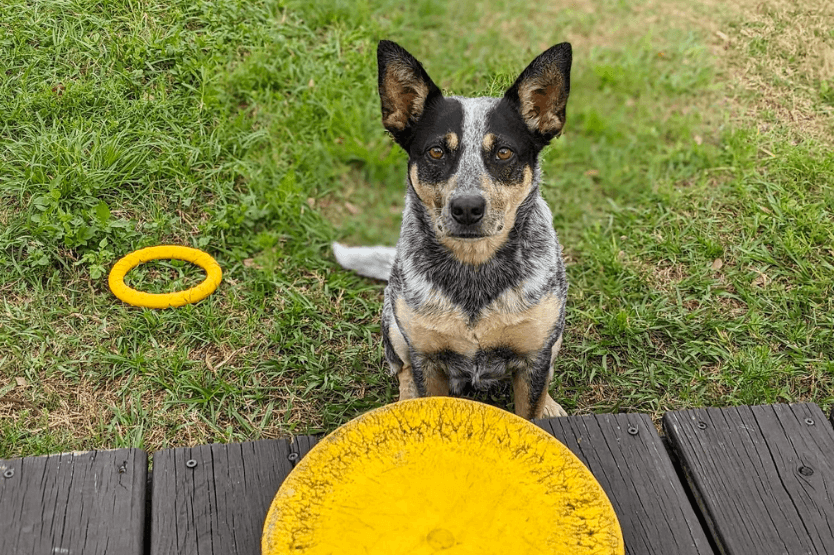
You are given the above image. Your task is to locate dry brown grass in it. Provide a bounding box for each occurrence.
[479,0,833,144]
[1,370,319,452]
[676,0,834,143]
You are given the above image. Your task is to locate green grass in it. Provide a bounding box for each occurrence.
[1,0,832,458]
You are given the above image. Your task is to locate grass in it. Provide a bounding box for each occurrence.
[1,0,832,458]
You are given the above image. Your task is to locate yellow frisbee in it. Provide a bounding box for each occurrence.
[108,245,222,308]
[263,397,624,555]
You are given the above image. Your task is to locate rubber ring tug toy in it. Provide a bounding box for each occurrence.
[262,397,624,555]
[108,245,222,309]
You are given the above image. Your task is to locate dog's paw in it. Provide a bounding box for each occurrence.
[541,395,568,418]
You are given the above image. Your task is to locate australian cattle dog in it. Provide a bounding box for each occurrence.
[334,40,572,419]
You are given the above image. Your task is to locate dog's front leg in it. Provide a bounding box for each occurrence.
[393,351,449,400]
[513,334,567,419]
[396,365,420,401]
[383,295,450,400]
[397,359,449,400]
[383,295,420,401]
[384,318,420,401]
[406,354,450,398]
[420,361,450,397]
[513,367,567,419]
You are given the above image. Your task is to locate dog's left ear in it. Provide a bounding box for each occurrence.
[504,43,572,141]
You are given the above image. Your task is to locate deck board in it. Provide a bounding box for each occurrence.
[148,437,319,555]
[536,413,715,555]
[0,449,147,555]
[5,403,829,554]
[663,403,834,554]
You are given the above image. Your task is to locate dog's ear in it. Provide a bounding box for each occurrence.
[504,43,572,142]
[377,40,442,148]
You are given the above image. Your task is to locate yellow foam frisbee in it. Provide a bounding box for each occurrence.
[108,245,222,308]
[263,398,624,555]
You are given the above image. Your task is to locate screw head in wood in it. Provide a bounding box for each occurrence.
[627,426,639,435]
[3,468,14,478]
[697,421,708,430]
[288,452,299,462]
[186,459,198,469]
[804,418,814,426]
[798,466,814,477]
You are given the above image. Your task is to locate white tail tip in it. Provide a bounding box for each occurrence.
[332,242,397,281]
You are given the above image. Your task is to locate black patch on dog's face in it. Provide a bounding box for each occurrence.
[482,98,548,179]
[411,97,545,188]
[407,98,464,183]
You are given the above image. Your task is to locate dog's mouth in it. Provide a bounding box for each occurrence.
[438,225,485,240]
[439,223,504,240]
[448,231,485,240]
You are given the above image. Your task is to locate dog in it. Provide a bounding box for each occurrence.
[333,40,572,419]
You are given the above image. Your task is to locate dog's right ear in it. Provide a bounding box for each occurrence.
[377,40,442,148]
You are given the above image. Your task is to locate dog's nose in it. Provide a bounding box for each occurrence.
[450,195,486,225]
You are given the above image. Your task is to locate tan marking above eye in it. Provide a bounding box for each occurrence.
[428,146,444,159]
[496,147,514,161]
[482,133,496,151]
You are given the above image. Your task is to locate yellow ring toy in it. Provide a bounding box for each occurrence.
[108,245,222,308]
[263,397,624,555]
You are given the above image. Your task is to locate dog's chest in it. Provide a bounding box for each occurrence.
[394,287,562,358]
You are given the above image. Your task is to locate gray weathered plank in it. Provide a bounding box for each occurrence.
[149,436,319,555]
[663,403,834,554]
[0,449,147,555]
[536,413,714,555]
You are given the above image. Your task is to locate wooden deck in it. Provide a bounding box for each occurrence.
[2,403,833,554]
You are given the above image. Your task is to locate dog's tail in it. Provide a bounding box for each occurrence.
[332,242,396,281]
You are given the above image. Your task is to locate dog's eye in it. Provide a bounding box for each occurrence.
[428,146,444,160]
[496,147,514,161]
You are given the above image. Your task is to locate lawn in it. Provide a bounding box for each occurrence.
[1,0,832,459]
